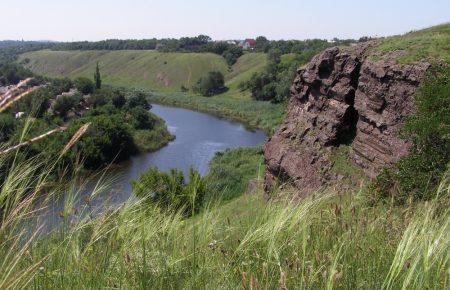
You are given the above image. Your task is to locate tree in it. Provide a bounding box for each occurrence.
[74,77,94,95]
[74,115,136,169]
[193,71,227,97]
[255,36,269,52]
[88,90,108,108]
[112,91,126,108]
[94,62,101,89]
[128,92,150,109]
[222,46,243,66]
[53,95,77,118]
[131,107,156,130]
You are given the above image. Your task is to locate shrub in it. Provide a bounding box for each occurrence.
[127,91,150,109]
[371,66,450,203]
[0,114,15,142]
[53,95,78,118]
[51,78,73,95]
[130,107,156,130]
[73,114,136,169]
[193,71,227,97]
[132,167,207,216]
[74,77,95,95]
[111,91,126,108]
[88,90,108,108]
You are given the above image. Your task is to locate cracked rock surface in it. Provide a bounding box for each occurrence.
[263,44,430,195]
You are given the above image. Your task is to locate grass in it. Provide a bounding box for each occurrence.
[149,91,285,134]
[225,53,267,91]
[19,50,283,133]
[371,23,450,64]
[207,147,264,201]
[132,124,175,153]
[0,149,448,289]
[19,50,268,93]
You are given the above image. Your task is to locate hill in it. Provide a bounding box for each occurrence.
[19,50,268,92]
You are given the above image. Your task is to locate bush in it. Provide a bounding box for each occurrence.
[53,95,78,118]
[193,71,227,97]
[371,66,450,203]
[130,107,156,130]
[207,147,263,201]
[51,78,73,95]
[128,92,150,109]
[88,90,108,108]
[74,77,95,95]
[72,114,137,169]
[0,114,15,142]
[0,63,32,85]
[132,167,207,216]
[111,91,126,108]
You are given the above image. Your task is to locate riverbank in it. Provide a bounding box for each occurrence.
[149,91,286,135]
[132,115,175,153]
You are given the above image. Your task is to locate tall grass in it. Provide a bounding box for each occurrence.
[0,147,448,289]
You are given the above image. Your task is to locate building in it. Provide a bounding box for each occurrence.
[239,39,257,50]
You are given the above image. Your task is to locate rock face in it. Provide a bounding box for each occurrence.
[263,45,430,195]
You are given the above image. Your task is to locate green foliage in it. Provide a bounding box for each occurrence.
[88,89,108,108]
[372,66,450,203]
[207,147,264,201]
[94,62,101,89]
[0,114,15,142]
[242,49,324,103]
[132,167,207,216]
[130,107,156,130]
[1,155,448,289]
[127,91,150,109]
[74,77,94,95]
[111,91,126,108]
[193,71,227,96]
[51,77,73,94]
[373,23,450,64]
[150,91,285,134]
[0,62,33,85]
[53,95,78,118]
[221,45,243,66]
[14,86,52,117]
[72,114,136,169]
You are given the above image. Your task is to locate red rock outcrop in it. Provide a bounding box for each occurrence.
[263,44,430,195]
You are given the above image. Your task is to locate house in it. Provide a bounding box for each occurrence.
[239,39,256,50]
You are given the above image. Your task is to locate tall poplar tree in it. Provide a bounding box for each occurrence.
[94,62,101,89]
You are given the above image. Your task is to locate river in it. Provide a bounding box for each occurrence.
[35,104,267,232]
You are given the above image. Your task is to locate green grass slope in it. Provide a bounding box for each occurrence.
[20,50,267,92]
[20,50,229,91]
[20,50,282,133]
[370,22,450,64]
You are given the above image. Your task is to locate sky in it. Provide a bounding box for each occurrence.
[0,0,449,41]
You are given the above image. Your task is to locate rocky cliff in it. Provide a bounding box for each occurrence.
[263,43,430,195]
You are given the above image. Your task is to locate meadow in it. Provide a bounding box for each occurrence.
[0,149,448,289]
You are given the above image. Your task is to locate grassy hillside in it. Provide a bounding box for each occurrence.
[20,50,283,132]
[1,150,448,289]
[370,22,450,64]
[20,50,230,91]
[20,50,268,92]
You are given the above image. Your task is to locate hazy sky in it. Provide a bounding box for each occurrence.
[1,0,449,41]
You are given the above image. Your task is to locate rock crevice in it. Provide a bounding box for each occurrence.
[263,44,430,195]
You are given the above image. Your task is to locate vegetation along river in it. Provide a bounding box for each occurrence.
[35,104,267,232]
